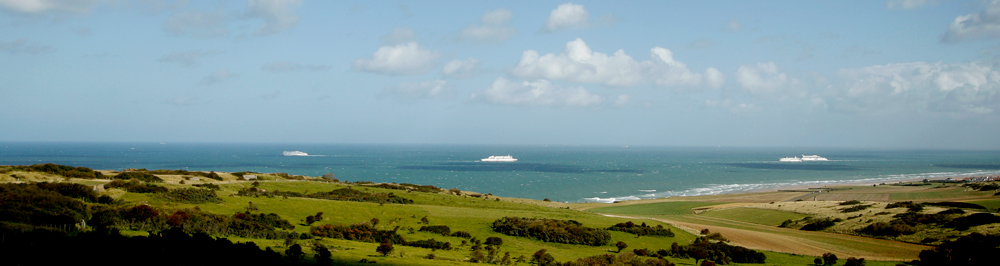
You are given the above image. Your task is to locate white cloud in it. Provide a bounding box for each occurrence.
[246,0,301,36]
[201,69,238,85]
[352,42,439,75]
[705,68,725,89]
[887,0,938,9]
[941,0,1000,43]
[725,18,744,33]
[442,58,482,78]
[458,8,515,43]
[735,62,793,95]
[511,38,722,89]
[470,77,603,107]
[613,94,630,107]
[705,99,759,113]
[544,3,589,32]
[381,27,415,45]
[481,8,512,26]
[0,38,55,55]
[158,50,221,67]
[162,10,229,39]
[0,0,101,14]
[830,61,1000,114]
[379,80,451,100]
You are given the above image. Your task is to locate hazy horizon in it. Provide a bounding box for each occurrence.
[3,1,999,149]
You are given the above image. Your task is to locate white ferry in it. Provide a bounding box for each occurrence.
[778,156,802,162]
[800,155,829,161]
[283,151,309,156]
[481,155,517,162]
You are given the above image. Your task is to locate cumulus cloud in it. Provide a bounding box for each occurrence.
[941,0,1000,43]
[381,27,415,45]
[158,50,221,67]
[201,69,238,85]
[246,0,301,36]
[887,0,938,9]
[0,39,56,55]
[352,42,439,75]
[511,38,723,89]
[544,3,589,32]
[735,62,794,95]
[458,8,515,43]
[0,0,101,14]
[442,58,482,78]
[162,10,229,39]
[379,80,451,100]
[470,78,603,107]
[830,61,1000,114]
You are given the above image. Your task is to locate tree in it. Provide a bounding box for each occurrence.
[844,257,865,266]
[822,253,838,266]
[501,252,512,266]
[285,244,304,261]
[486,236,503,247]
[377,239,394,256]
[814,257,823,265]
[420,216,429,224]
[305,215,315,225]
[532,249,555,266]
[616,241,628,253]
[371,218,380,227]
[313,244,332,265]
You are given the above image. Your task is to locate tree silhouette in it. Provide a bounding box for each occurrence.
[616,241,628,253]
[377,239,394,256]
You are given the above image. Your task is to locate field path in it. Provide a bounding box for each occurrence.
[601,214,930,261]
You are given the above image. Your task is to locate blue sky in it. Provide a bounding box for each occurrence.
[1,0,999,149]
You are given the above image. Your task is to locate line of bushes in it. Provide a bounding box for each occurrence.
[105,180,168,193]
[419,225,451,236]
[4,163,105,179]
[305,188,413,204]
[157,188,223,204]
[607,221,675,237]
[490,217,611,246]
[112,172,163,182]
[310,222,405,244]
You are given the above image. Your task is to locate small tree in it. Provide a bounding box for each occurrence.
[313,244,332,265]
[420,216,429,224]
[377,239,394,256]
[532,249,555,266]
[822,253,838,266]
[285,244,304,261]
[616,241,628,253]
[814,257,823,265]
[305,215,315,225]
[371,218,380,227]
[501,252,512,266]
[485,236,503,247]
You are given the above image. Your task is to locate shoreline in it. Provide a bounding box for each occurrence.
[582,172,1000,204]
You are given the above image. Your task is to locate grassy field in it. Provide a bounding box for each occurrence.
[588,201,724,216]
[698,208,809,226]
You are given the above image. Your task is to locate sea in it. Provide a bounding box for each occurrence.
[2,142,1000,203]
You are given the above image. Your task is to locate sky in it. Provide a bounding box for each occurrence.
[1,0,999,149]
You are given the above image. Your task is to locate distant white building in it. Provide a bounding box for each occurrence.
[243,174,257,180]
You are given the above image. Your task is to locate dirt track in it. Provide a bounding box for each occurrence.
[602,214,930,261]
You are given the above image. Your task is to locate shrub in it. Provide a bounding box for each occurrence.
[608,221,675,237]
[112,172,163,182]
[310,222,405,244]
[800,218,840,231]
[917,233,1000,264]
[886,201,922,212]
[158,188,222,203]
[12,163,104,179]
[0,183,89,226]
[840,200,862,205]
[306,188,413,204]
[419,225,450,236]
[857,221,916,237]
[104,180,168,193]
[841,204,873,213]
[943,213,1000,230]
[450,231,471,238]
[923,201,986,210]
[192,183,220,190]
[490,217,611,246]
[405,238,451,250]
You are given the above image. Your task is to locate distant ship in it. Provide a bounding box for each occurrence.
[481,155,517,162]
[779,156,802,162]
[283,151,309,156]
[800,155,829,161]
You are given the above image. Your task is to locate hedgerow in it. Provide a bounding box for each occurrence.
[490,217,610,246]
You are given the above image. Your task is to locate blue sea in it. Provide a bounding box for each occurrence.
[2,142,999,203]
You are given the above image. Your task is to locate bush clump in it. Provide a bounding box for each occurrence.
[404,238,451,250]
[800,218,841,231]
[607,221,675,237]
[943,213,1000,231]
[450,231,472,238]
[841,204,873,213]
[104,180,168,193]
[112,172,163,182]
[923,202,987,210]
[310,222,405,244]
[158,188,222,203]
[10,163,105,179]
[418,225,451,236]
[0,183,89,227]
[306,187,413,204]
[490,217,611,246]
[839,200,862,205]
[857,221,916,237]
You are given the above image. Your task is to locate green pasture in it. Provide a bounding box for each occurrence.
[889,189,993,200]
[698,208,809,226]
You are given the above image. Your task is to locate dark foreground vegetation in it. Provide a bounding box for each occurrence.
[491,217,612,246]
